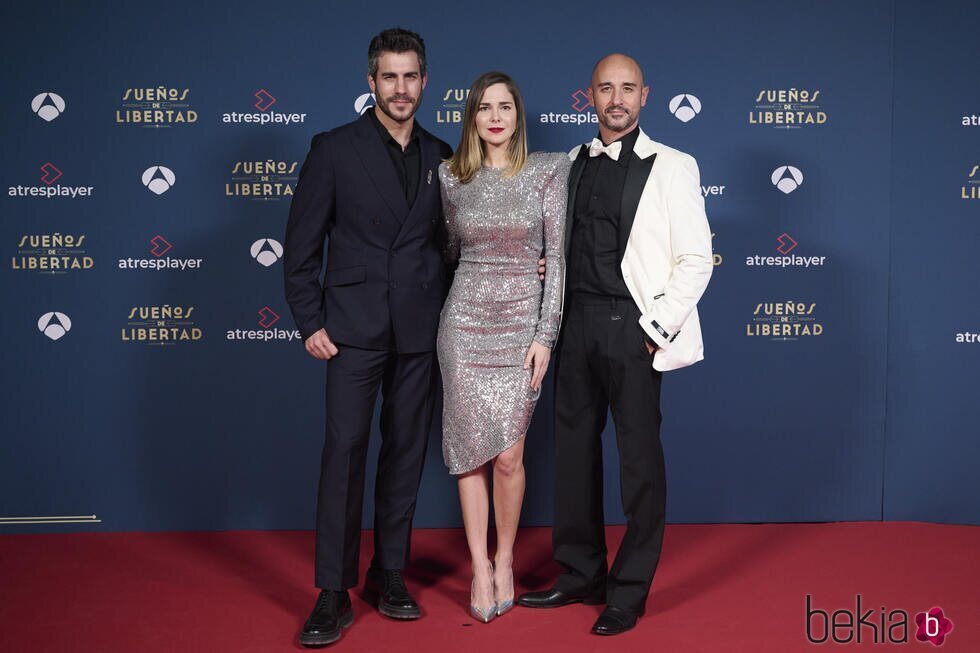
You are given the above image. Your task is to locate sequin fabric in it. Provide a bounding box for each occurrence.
[437,152,571,475]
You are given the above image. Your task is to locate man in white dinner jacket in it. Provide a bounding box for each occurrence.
[518,53,713,636]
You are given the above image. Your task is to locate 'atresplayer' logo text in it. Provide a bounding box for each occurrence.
[226,306,301,342]
[540,89,599,125]
[8,163,94,198]
[222,90,307,125]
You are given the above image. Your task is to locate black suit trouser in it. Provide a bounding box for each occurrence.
[314,345,436,590]
[552,294,665,614]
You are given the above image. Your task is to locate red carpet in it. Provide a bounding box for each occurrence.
[1,523,977,652]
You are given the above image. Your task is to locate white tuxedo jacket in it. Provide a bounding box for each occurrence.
[567,129,713,371]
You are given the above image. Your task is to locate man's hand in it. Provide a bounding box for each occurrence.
[524,341,552,392]
[305,328,339,360]
[538,257,547,281]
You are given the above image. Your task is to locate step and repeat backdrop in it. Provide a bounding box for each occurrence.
[1,0,977,532]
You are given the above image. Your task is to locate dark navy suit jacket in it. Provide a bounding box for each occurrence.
[283,111,453,353]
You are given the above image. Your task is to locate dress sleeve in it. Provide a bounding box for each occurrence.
[438,164,461,269]
[533,154,572,348]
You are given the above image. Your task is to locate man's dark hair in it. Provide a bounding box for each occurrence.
[368,28,426,79]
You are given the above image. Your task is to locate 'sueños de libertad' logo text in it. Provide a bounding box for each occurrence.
[116,87,197,127]
[747,301,823,340]
[750,88,827,128]
[13,233,93,274]
[437,88,469,124]
[963,165,979,200]
[122,305,202,345]
[226,160,297,200]
[711,233,722,266]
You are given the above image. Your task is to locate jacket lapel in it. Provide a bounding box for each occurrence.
[350,112,410,223]
[564,146,590,257]
[618,129,657,257]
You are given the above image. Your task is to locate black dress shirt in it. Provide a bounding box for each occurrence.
[567,128,641,299]
[368,108,420,206]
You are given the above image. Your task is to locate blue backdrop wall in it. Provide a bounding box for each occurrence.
[1,0,977,533]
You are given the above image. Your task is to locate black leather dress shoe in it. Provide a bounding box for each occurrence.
[591,606,638,636]
[362,567,421,620]
[517,584,606,609]
[299,590,353,648]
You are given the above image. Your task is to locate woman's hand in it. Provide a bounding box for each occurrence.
[523,341,552,392]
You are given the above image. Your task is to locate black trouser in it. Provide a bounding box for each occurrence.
[552,293,665,614]
[314,345,436,590]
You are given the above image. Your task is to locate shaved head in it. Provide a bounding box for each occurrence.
[591,53,644,88]
[589,53,649,140]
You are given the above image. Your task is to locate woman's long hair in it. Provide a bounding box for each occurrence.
[447,71,528,184]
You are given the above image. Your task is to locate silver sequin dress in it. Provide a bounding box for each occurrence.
[437,152,571,475]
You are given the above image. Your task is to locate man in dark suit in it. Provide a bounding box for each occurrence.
[283,28,452,647]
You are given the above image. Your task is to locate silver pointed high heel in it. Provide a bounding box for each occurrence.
[469,561,497,623]
[495,564,515,617]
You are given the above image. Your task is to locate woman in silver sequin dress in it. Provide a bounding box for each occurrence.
[437,72,569,622]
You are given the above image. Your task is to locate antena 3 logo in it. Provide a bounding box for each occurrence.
[32,92,66,121]
[8,162,93,198]
[540,89,599,125]
[142,166,176,195]
[222,89,307,125]
[772,165,804,194]
[122,305,202,345]
[436,88,469,124]
[226,305,301,342]
[116,87,197,127]
[354,93,375,116]
[747,300,823,340]
[38,312,72,340]
[668,94,701,123]
[13,233,93,274]
[118,235,203,271]
[962,164,979,199]
[226,160,297,200]
[251,238,283,267]
[750,88,827,129]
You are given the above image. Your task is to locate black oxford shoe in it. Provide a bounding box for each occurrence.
[591,606,638,636]
[362,567,421,620]
[517,585,606,609]
[299,590,353,648]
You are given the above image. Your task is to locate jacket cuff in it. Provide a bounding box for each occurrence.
[638,311,676,350]
[298,318,324,343]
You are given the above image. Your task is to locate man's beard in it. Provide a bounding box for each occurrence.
[598,105,638,133]
[377,92,422,123]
